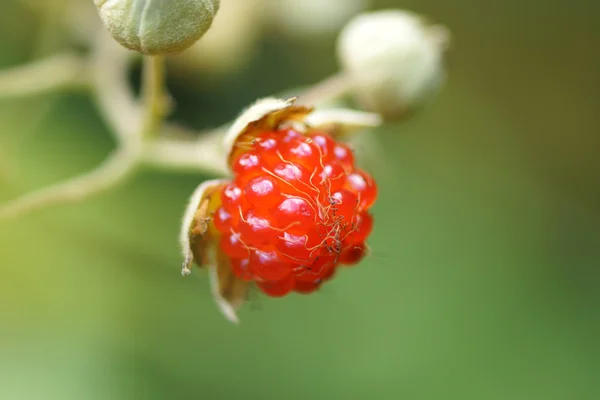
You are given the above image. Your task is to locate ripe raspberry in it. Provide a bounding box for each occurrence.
[213,128,377,297]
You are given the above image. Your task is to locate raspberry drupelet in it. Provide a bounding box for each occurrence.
[212,128,377,297]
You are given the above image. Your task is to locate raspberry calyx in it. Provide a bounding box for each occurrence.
[180,98,383,322]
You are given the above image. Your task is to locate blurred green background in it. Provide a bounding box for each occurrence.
[1,0,599,399]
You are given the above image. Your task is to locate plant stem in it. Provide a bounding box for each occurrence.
[0,147,139,220]
[142,131,229,176]
[0,53,88,99]
[90,34,139,144]
[140,55,168,138]
[296,71,353,106]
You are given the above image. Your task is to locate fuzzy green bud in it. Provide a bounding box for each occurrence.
[94,0,220,55]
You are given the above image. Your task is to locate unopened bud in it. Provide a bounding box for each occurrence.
[337,10,449,119]
[94,0,220,55]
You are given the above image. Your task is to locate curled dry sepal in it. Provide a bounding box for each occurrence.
[180,98,381,323]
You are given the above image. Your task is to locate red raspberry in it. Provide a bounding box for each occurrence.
[214,128,377,297]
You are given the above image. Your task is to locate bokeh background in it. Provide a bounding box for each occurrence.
[1,0,599,399]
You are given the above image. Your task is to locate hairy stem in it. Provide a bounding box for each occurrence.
[296,72,353,106]
[140,55,169,138]
[0,34,174,220]
[142,130,229,176]
[0,53,88,99]
[89,33,140,144]
[0,147,139,219]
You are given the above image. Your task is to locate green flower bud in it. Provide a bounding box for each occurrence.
[94,0,220,55]
[337,10,449,119]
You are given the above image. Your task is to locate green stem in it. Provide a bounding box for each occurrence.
[0,146,139,220]
[296,71,352,106]
[142,130,229,176]
[90,33,139,144]
[140,55,168,138]
[0,53,88,99]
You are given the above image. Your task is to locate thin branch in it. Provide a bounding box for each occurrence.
[296,71,353,106]
[141,129,229,176]
[0,53,89,99]
[0,146,140,220]
[140,55,169,137]
[0,33,158,220]
[89,32,141,144]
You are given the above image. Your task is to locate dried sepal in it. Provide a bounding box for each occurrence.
[180,179,227,276]
[223,97,382,166]
[223,97,311,164]
[180,178,250,323]
[209,247,251,324]
[303,108,382,138]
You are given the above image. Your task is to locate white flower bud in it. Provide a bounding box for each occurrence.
[337,10,449,118]
[94,0,220,55]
